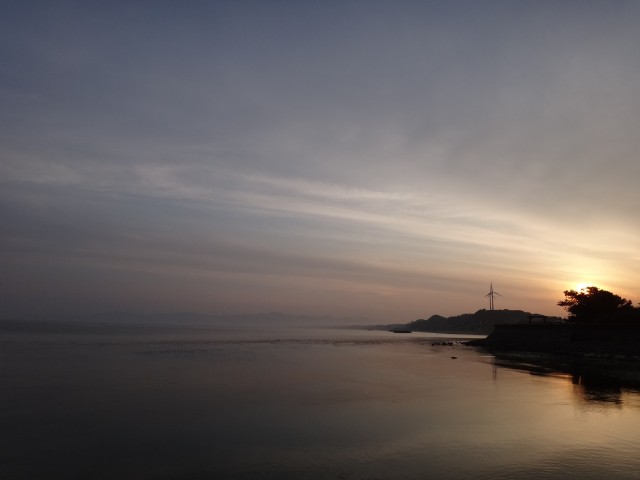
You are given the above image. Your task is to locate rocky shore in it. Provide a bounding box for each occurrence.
[468,323,640,389]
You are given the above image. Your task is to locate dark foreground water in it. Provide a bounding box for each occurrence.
[2,322,640,480]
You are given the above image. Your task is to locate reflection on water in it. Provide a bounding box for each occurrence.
[490,354,640,407]
[571,374,624,405]
[2,322,640,479]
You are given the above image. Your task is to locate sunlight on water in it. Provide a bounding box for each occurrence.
[1,322,640,479]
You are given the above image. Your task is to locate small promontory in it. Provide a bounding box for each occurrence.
[407,309,562,335]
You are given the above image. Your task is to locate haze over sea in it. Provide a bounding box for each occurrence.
[3,319,640,480]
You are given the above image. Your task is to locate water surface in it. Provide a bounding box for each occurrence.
[1,322,639,479]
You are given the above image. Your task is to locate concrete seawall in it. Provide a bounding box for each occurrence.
[480,323,640,356]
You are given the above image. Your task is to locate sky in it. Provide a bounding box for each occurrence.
[2,1,640,322]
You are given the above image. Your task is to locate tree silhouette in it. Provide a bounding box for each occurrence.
[558,286,633,324]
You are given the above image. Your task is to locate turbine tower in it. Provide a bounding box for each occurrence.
[484,282,502,310]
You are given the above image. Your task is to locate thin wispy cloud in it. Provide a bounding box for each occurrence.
[1,1,639,320]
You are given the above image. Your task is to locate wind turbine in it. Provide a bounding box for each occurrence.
[484,282,502,310]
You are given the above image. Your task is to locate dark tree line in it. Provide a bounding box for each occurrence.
[558,286,638,324]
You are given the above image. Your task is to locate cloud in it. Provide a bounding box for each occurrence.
[2,1,640,319]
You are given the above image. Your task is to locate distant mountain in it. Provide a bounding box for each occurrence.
[407,309,564,335]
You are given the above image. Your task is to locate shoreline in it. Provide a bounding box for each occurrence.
[465,324,640,390]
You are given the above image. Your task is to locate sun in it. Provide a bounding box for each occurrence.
[574,282,597,292]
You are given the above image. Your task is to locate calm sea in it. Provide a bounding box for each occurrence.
[1,322,640,479]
